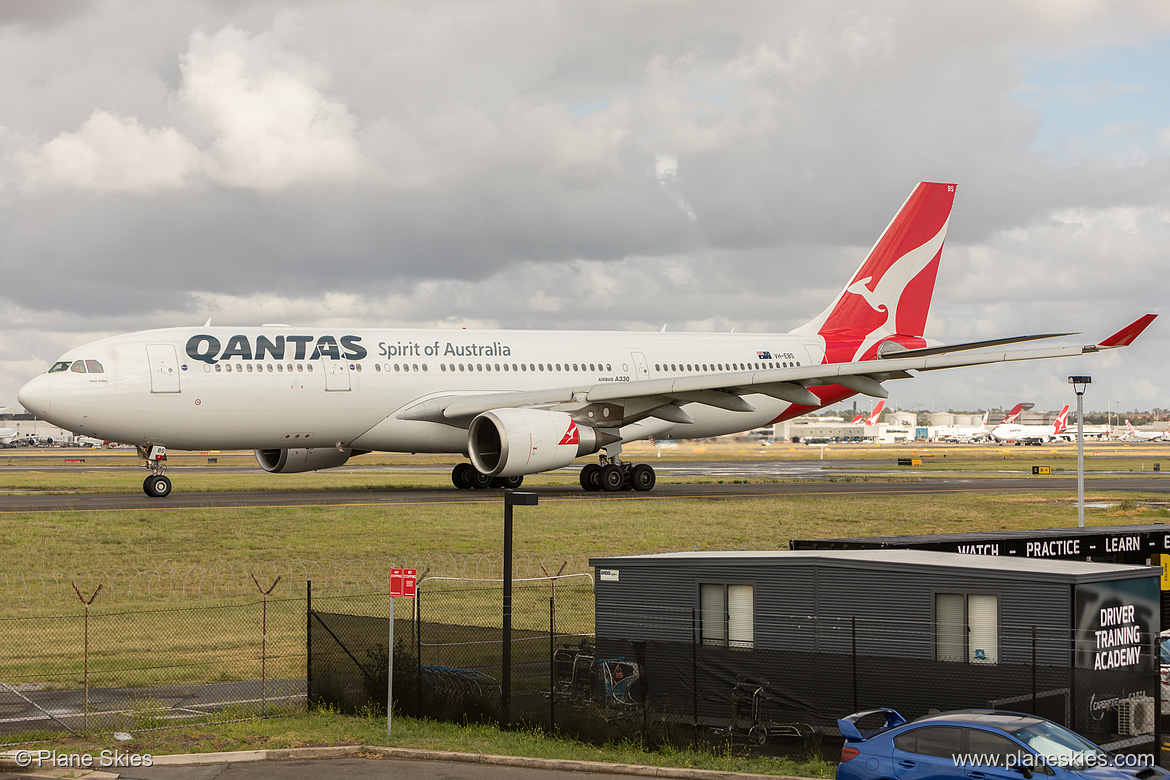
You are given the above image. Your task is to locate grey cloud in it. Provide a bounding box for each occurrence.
[2,1,1169,413]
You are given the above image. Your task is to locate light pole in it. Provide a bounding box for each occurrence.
[1069,376,1091,528]
[502,489,538,724]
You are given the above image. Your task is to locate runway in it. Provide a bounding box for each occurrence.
[2,466,1169,512]
[4,442,1170,512]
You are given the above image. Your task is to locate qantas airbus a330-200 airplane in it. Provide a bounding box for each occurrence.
[17,182,1157,497]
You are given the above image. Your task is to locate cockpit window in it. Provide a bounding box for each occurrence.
[49,361,72,373]
[70,360,87,373]
[85,360,104,373]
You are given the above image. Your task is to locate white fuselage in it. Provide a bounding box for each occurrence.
[989,423,1060,445]
[19,326,827,452]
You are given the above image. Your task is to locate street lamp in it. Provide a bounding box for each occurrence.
[502,489,538,723]
[1069,376,1091,528]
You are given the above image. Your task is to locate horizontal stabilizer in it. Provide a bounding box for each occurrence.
[879,332,1075,359]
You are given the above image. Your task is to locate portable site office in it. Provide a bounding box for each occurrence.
[589,549,1159,746]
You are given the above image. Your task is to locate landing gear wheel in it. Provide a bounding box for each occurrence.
[143,474,172,498]
[499,475,524,489]
[630,464,656,492]
[580,463,602,491]
[467,469,493,489]
[452,463,474,489]
[599,463,625,492]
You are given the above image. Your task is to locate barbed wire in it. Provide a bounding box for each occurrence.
[0,551,605,606]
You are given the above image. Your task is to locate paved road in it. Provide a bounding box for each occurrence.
[11,755,621,780]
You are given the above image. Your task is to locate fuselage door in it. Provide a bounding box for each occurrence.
[146,344,181,393]
[323,358,351,391]
[631,351,650,380]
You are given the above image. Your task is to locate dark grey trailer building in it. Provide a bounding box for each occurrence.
[590,549,1158,745]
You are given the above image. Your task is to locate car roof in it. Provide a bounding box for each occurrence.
[907,709,1045,733]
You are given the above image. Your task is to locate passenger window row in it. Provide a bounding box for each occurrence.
[207,363,327,373]
[375,363,615,374]
[654,361,801,372]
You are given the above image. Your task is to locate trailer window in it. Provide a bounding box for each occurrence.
[700,583,754,649]
[936,592,998,664]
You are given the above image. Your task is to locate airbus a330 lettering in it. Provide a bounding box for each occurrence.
[17,182,1157,497]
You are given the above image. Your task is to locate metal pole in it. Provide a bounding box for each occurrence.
[387,595,394,738]
[1077,391,1085,528]
[416,586,422,717]
[72,582,100,732]
[851,616,858,712]
[503,494,513,725]
[549,596,555,732]
[250,574,281,717]
[306,580,312,706]
[500,490,537,726]
[1153,631,1162,768]
[1031,626,1037,715]
[692,607,699,747]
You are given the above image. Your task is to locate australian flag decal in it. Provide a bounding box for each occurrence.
[757,351,772,360]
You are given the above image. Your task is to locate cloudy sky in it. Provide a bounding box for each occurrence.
[2,0,1168,417]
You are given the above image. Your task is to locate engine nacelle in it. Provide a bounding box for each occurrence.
[255,447,354,474]
[469,409,603,477]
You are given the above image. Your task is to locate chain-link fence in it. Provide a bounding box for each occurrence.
[311,594,1162,760]
[0,592,305,741]
[5,568,1162,763]
[308,576,597,729]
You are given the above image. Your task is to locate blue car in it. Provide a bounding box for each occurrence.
[836,709,1165,780]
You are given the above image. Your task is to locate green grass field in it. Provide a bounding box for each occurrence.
[2,441,1168,771]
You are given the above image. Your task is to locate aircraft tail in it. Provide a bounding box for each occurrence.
[850,411,865,424]
[1126,420,1137,435]
[864,400,886,426]
[1001,404,1024,424]
[1054,405,1070,434]
[792,182,957,364]
[980,411,989,427]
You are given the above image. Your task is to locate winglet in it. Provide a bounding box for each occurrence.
[1098,314,1157,348]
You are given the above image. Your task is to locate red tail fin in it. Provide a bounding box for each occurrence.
[864,400,886,426]
[794,182,957,363]
[1001,404,1024,424]
[1054,405,1070,434]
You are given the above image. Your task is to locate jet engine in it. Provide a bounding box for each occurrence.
[255,447,355,473]
[469,409,604,477]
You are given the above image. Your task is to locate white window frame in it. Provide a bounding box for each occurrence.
[934,591,999,664]
[699,583,754,649]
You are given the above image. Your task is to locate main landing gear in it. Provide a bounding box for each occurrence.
[579,457,656,493]
[451,462,524,490]
[137,444,172,498]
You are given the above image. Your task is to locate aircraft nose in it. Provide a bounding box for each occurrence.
[17,374,52,417]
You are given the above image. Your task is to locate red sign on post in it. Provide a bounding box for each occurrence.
[389,568,417,598]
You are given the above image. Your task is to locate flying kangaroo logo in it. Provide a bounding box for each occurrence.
[843,218,950,361]
[559,421,580,446]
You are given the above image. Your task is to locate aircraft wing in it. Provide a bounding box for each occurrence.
[396,314,1156,426]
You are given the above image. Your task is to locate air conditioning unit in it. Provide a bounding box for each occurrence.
[1117,696,1155,736]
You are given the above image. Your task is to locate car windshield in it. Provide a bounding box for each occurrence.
[1013,720,1108,766]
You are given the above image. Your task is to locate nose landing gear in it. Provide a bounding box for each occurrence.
[143,474,172,498]
[137,444,172,498]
